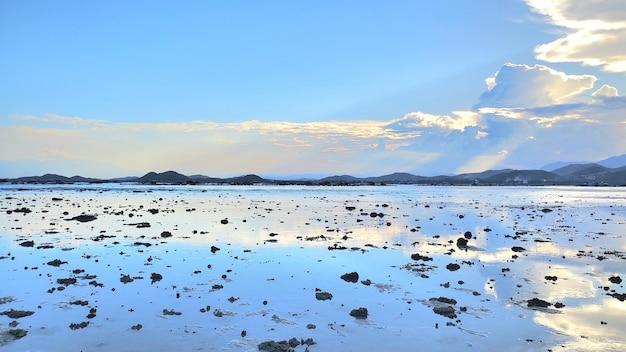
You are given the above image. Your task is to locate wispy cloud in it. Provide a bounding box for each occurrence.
[3,63,625,177]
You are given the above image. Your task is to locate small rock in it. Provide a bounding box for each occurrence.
[160,231,172,238]
[511,246,526,252]
[433,306,456,319]
[446,263,461,271]
[349,307,368,319]
[131,324,143,330]
[609,276,622,284]
[315,291,333,301]
[341,272,359,283]
[8,329,28,339]
[69,215,97,222]
[527,298,551,308]
[150,273,163,284]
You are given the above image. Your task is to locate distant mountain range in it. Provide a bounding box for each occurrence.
[2,154,625,186]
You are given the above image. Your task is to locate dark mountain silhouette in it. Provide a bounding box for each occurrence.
[4,155,626,186]
[136,171,190,184]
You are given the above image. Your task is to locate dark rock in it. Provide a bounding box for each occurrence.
[464,231,472,239]
[511,246,526,252]
[446,263,461,271]
[147,208,159,214]
[220,219,229,224]
[134,242,152,247]
[456,237,468,248]
[12,207,31,214]
[228,296,239,303]
[432,306,456,319]
[150,273,163,284]
[554,302,565,308]
[527,298,552,308]
[430,297,457,305]
[47,259,67,267]
[306,324,316,329]
[19,240,35,247]
[288,337,300,348]
[608,293,626,301]
[545,275,558,281]
[8,329,28,339]
[410,253,433,261]
[57,278,77,286]
[609,276,622,284]
[340,272,359,283]
[160,231,172,238]
[541,208,553,213]
[0,309,34,319]
[69,321,89,330]
[315,291,333,301]
[69,215,97,222]
[69,300,89,306]
[131,324,143,330]
[349,307,368,319]
[361,279,372,286]
[211,245,220,253]
[258,340,294,352]
[162,309,182,316]
[120,274,134,284]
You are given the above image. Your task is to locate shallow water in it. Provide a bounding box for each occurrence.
[0,185,625,351]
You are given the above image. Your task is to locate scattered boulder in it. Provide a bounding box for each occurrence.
[19,240,35,247]
[511,246,526,253]
[8,329,28,339]
[120,274,134,284]
[349,307,368,319]
[609,276,622,284]
[608,293,625,302]
[69,215,97,222]
[69,321,89,330]
[446,263,461,271]
[527,298,552,308]
[258,340,293,352]
[456,237,468,248]
[150,273,163,284]
[131,324,143,330]
[341,272,359,283]
[220,219,229,225]
[162,309,182,316]
[160,231,172,238]
[57,278,77,286]
[47,259,67,267]
[411,253,433,261]
[315,291,333,301]
[433,305,456,319]
[430,297,457,305]
[211,245,220,254]
[0,309,34,319]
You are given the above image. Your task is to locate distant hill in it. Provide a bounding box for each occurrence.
[137,171,190,184]
[543,153,626,171]
[15,174,102,183]
[4,161,626,186]
[598,154,626,168]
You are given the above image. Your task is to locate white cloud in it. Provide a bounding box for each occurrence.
[526,0,626,72]
[592,84,619,97]
[477,63,597,108]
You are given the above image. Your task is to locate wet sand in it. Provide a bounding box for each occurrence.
[0,184,625,351]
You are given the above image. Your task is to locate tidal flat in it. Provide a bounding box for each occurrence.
[0,184,625,351]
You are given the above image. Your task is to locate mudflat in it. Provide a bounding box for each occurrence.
[1,184,624,351]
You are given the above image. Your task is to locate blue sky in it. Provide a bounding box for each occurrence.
[1,0,625,178]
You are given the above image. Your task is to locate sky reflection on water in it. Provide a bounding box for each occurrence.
[0,185,624,351]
